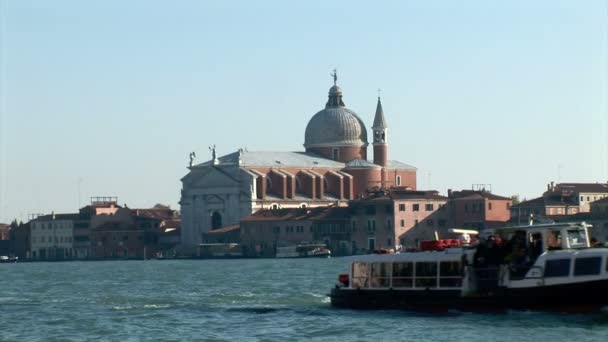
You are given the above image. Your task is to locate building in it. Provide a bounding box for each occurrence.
[448,188,512,229]
[9,222,30,260]
[349,188,451,252]
[29,213,76,260]
[0,223,9,256]
[90,206,179,259]
[511,182,608,223]
[73,197,122,259]
[180,76,417,250]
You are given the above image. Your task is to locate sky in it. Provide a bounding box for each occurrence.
[0,0,607,223]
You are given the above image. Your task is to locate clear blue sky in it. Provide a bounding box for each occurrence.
[1,0,607,223]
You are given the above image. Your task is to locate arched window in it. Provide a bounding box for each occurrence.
[211,211,222,230]
[295,177,302,192]
[270,203,280,210]
[266,177,272,191]
[396,175,402,186]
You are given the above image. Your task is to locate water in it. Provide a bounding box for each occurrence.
[1,259,607,341]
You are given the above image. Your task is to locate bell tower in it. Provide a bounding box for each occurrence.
[372,96,388,167]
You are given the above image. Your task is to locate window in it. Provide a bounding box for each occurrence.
[396,175,402,186]
[332,148,339,161]
[352,262,369,288]
[211,211,223,229]
[488,202,492,210]
[392,262,413,287]
[465,204,469,213]
[415,219,419,225]
[415,262,437,288]
[439,261,463,287]
[413,204,420,212]
[367,220,376,233]
[387,238,392,247]
[400,219,405,227]
[370,263,390,288]
[399,204,405,212]
[386,220,392,230]
[273,226,280,234]
[425,204,434,211]
[574,257,601,276]
[544,259,571,277]
[580,196,584,201]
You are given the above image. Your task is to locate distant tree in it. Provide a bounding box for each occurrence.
[153,204,170,209]
[10,219,18,230]
[511,195,521,205]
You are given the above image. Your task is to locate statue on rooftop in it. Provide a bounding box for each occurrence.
[331,68,337,85]
[189,151,196,167]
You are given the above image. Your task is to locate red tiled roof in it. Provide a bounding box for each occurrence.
[205,224,240,234]
[450,190,511,201]
[554,183,608,194]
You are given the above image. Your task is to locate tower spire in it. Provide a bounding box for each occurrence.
[372,95,388,167]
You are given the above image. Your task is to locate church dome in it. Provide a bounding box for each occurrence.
[304,84,368,148]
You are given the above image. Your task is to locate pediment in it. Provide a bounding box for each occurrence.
[184,166,239,189]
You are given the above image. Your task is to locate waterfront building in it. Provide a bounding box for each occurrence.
[510,182,608,223]
[591,196,608,214]
[90,205,179,259]
[448,188,512,229]
[180,76,417,250]
[348,188,451,252]
[73,197,122,259]
[29,213,76,260]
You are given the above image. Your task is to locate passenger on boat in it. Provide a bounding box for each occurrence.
[547,231,562,250]
[531,233,544,260]
[503,230,530,278]
[474,235,501,267]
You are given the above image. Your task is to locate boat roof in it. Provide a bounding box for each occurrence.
[494,221,591,233]
[347,249,466,263]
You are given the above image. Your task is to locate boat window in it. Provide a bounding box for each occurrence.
[439,261,462,287]
[415,262,437,288]
[370,262,390,288]
[392,262,413,288]
[544,259,571,277]
[566,229,588,249]
[351,262,369,288]
[574,257,601,276]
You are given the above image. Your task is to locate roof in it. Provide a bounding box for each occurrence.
[555,183,608,194]
[385,160,417,170]
[304,83,368,148]
[513,195,578,208]
[205,224,240,234]
[34,213,81,221]
[450,190,511,201]
[195,150,345,168]
[345,159,381,169]
[354,189,448,202]
[372,97,387,129]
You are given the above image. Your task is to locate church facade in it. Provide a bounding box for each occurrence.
[179,77,417,248]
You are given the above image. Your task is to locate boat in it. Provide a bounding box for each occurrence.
[0,256,18,263]
[329,221,608,312]
[197,243,244,258]
[276,244,331,258]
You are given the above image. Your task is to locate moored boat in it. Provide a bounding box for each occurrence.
[276,244,331,258]
[329,222,608,312]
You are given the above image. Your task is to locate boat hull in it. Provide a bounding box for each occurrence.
[330,279,608,313]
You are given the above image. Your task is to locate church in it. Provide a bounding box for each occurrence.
[179,75,417,248]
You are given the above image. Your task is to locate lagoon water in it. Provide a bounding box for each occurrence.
[1,258,607,341]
